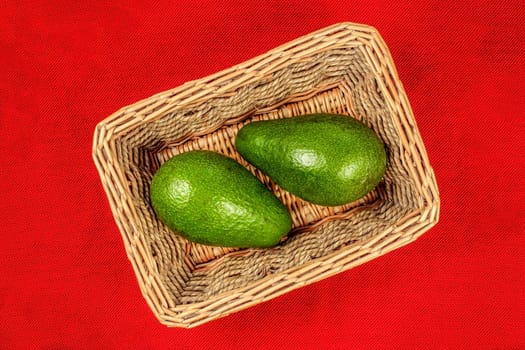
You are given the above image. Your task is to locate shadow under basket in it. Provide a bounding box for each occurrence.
[93,22,439,328]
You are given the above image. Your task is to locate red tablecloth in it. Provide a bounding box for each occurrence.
[2,1,524,349]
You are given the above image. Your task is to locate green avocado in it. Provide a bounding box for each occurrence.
[235,113,387,206]
[150,150,292,248]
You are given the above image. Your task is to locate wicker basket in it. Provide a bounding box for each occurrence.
[92,22,439,328]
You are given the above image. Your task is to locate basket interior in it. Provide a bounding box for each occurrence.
[109,46,423,305]
[155,86,382,265]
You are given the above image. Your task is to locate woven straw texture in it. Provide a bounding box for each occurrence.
[93,22,439,328]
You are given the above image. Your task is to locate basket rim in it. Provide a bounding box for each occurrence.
[92,21,440,328]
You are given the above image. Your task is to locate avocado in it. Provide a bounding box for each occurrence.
[150,150,292,248]
[235,113,387,206]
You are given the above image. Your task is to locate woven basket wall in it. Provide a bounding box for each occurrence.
[93,22,439,328]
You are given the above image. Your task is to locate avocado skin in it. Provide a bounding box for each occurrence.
[235,114,387,206]
[150,150,292,248]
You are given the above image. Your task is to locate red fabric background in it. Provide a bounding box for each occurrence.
[1,1,524,349]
